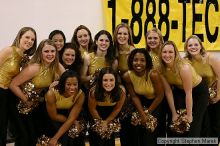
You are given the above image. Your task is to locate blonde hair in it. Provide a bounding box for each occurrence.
[30,39,60,80]
[113,23,134,57]
[159,41,185,74]
[184,35,206,60]
[145,27,164,54]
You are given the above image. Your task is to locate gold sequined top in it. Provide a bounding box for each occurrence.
[80,49,88,59]
[128,70,155,99]
[118,47,130,73]
[54,89,83,109]
[149,51,160,70]
[0,46,22,88]
[96,93,117,106]
[88,52,109,75]
[32,66,54,89]
[188,57,216,87]
[163,62,201,89]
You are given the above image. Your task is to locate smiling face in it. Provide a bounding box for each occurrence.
[96,34,110,52]
[62,48,75,66]
[102,73,115,92]
[51,34,65,51]
[64,77,78,97]
[77,29,90,48]
[117,26,129,45]
[146,31,160,50]
[42,44,56,65]
[161,44,176,66]
[186,38,202,56]
[132,52,146,73]
[19,30,35,51]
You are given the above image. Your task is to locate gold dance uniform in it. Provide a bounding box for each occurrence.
[88,52,109,76]
[163,62,201,89]
[128,70,155,99]
[54,89,83,109]
[0,46,22,88]
[96,93,117,106]
[149,51,160,70]
[32,66,54,89]
[188,56,216,87]
[118,47,130,73]
[80,49,88,60]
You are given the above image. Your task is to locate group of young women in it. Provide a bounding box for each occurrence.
[0,23,219,146]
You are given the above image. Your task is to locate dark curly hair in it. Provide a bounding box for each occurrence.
[128,48,153,71]
[56,70,80,95]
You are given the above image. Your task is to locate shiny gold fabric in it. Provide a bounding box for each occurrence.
[0,46,22,88]
[128,70,155,99]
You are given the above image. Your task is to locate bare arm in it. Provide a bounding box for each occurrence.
[104,88,126,123]
[80,54,92,83]
[160,75,178,121]
[51,92,85,141]
[122,72,146,122]
[209,54,220,103]
[9,64,39,102]
[148,70,164,113]
[88,87,101,119]
[0,47,12,67]
[45,89,67,122]
[180,64,193,122]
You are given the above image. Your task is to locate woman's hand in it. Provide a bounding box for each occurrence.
[49,81,59,89]
[210,95,220,104]
[172,112,179,122]
[185,114,193,123]
[101,120,108,132]
[48,137,58,146]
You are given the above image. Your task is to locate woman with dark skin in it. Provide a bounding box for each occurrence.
[88,67,125,146]
[46,70,85,146]
[0,27,37,146]
[145,27,167,138]
[123,48,164,146]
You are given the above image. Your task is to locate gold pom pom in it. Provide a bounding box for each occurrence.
[91,118,121,139]
[131,107,157,132]
[68,119,87,139]
[170,109,190,134]
[36,135,61,146]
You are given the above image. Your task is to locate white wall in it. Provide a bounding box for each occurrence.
[1,0,220,57]
[0,0,104,48]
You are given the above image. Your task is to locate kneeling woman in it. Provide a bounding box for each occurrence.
[46,70,85,146]
[88,67,126,146]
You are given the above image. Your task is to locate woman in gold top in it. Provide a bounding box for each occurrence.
[71,25,93,59]
[184,35,220,145]
[0,27,36,146]
[88,67,125,146]
[81,30,117,89]
[159,41,208,140]
[10,39,65,145]
[145,27,164,69]
[46,70,85,146]
[113,23,135,75]
[145,27,167,138]
[123,49,164,146]
[113,23,135,146]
